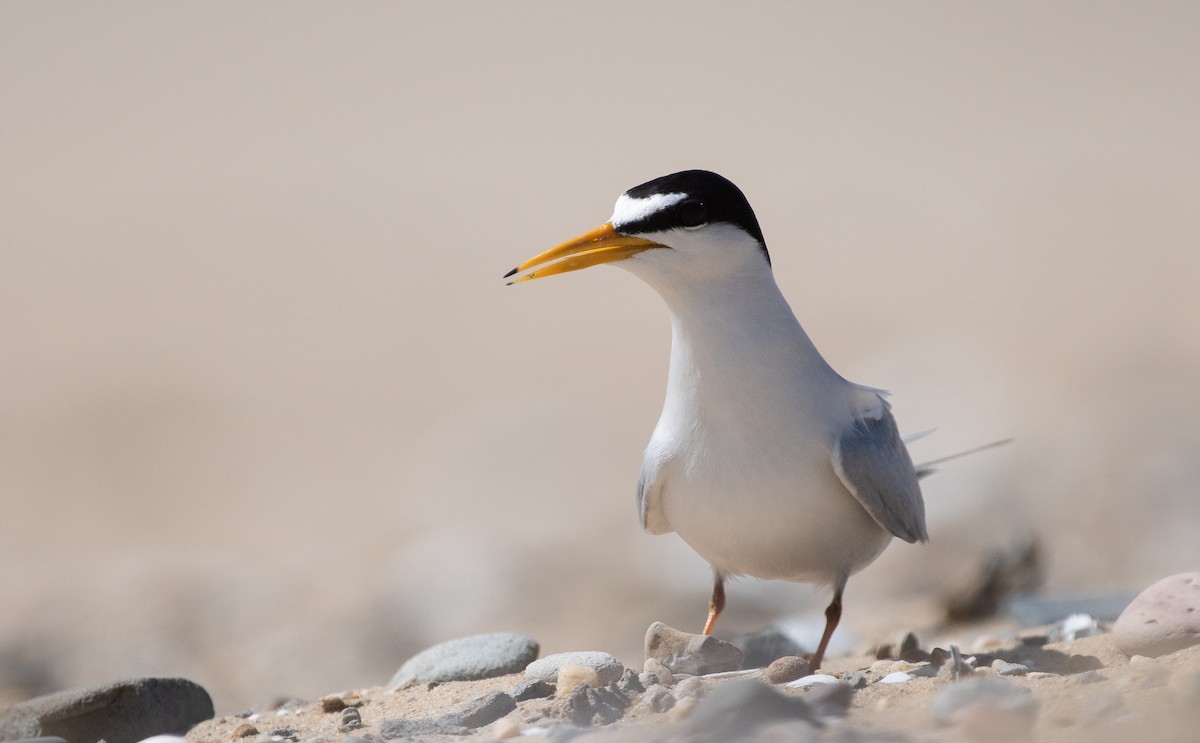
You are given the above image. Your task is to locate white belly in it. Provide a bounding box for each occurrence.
[652,421,893,585]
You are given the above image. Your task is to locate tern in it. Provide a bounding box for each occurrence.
[505,170,929,670]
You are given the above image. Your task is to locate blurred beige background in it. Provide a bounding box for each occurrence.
[2,1,1198,712]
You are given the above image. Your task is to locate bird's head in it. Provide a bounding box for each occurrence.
[505,170,771,288]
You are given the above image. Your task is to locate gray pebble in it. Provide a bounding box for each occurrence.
[615,668,644,696]
[337,707,361,732]
[839,671,867,689]
[511,679,555,702]
[526,652,625,686]
[991,659,1030,676]
[390,632,539,688]
[562,683,626,726]
[446,691,517,729]
[644,622,744,676]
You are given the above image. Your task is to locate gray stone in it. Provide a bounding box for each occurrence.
[525,652,625,686]
[685,679,819,742]
[337,707,362,732]
[389,632,539,687]
[991,660,1030,677]
[445,691,516,729]
[511,679,555,701]
[644,622,744,676]
[378,691,515,736]
[839,671,867,689]
[562,683,627,726]
[615,668,644,697]
[0,677,213,743]
[1113,572,1200,658]
[733,626,807,669]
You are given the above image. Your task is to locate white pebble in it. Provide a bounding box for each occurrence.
[785,673,840,688]
[880,672,912,684]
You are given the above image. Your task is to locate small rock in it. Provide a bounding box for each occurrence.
[684,679,818,742]
[447,692,517,729]
[733,626,808,668]
[785,674,840,689]
[763,656,812,684]
[615,668,644,696]
[337,708,361,732]
[932,677,1039,742]
[0,677,214,743]
[644,622,745,676]
[526,652,625,686]
[991,660,1030,677]
[839,671,867,689]
[511,679,555,702]
[390,632,539,687]
[1056,613,1100,642]
[562,683,627,726]
[1113,572,1200,658]
[643,658,675,686]
[556,664,601,694]
[880,672,912,684]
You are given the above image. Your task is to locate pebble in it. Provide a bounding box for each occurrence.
[556,664,601,694]
[563,683,627,726]
[684,679,818,742]
[526,651,625,686]
[233,723,258,738]
[785,674,840,689]
[510,679,555,702]
[336,708,361,732]
[932,677,1039,742]
[1057,613,1100,641]
[389,632,539,688]
[644,622,745,675]
[880,672,912,684]
[616,668,645,696]
[447,691,518,729]
[991,660,1030,677]
[0,677,214,743]
[763,656,812,684]
[643,658,675,686]
[840,671,867,689]
[1113,572,1200,658]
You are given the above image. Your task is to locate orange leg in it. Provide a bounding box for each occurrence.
[702,573,726,635]
[808,586,843,671]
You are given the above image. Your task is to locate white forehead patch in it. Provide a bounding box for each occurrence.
[610,191,688,230]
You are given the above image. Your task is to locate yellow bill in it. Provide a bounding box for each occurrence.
[504,223,665,284]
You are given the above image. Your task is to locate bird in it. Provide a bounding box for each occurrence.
[504,169,928,671]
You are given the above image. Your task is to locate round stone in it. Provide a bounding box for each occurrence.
[1113,572,1200,658]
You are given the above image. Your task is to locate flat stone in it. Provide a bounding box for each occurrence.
[525,651,625,686]
[445,691,516,729]
[510,679,554,702]
[644,622,744,676]
[390,632,539,687]
[0,677,213,743]
[1113,572,1200,658]
[992,660,1030,677]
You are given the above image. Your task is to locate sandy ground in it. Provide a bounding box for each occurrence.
[2,0,1199,721]
[186,630,1200,742]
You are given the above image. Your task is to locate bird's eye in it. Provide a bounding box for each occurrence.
[678,200,707,229]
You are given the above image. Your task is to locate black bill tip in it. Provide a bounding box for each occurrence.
[502,266,518,279]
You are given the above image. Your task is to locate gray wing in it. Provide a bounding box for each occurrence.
[831,399,929,543]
